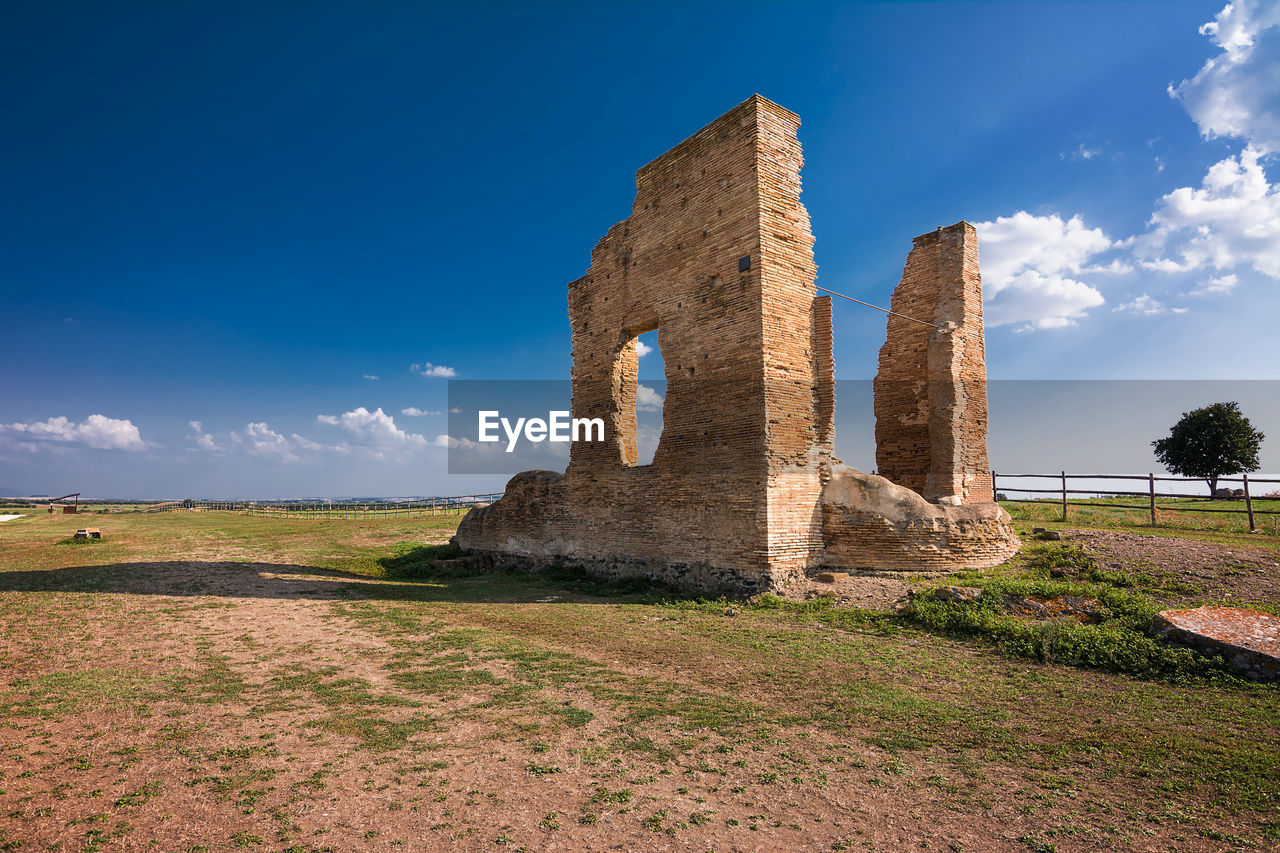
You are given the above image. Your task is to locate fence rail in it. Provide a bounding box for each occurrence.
[992,471,1278,531]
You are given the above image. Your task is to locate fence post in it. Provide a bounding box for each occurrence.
[1244,473,1256,532]
[1061,471,1068,522]
[991,470,998,501]
[1148,473,1156,526]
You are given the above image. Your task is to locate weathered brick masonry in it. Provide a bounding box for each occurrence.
[456,96,1018,593]
[874,223,993,504]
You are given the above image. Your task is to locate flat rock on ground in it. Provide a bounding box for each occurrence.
[1153,606,1280,681]
[783,571,908,609]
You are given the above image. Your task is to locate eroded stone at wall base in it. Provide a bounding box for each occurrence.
[454,470,789,597]
[447,546,773,598]
[820,465,1020,574]
[458,464,1021,593]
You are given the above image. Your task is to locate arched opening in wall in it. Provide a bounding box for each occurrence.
[632,329,665,466]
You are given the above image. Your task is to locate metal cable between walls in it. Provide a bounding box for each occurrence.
[815,286,947,331]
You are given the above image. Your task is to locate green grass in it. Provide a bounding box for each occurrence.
[892,538,1280,680]
[903,577,1229,682]
[1003,495,1280,540]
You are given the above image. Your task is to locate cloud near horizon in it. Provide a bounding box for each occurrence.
[316,407,429,460]
[0,415,147,453]
[187,419,346,462]
[188,408,433,464]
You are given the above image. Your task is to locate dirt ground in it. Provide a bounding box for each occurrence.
[1066,528,1280,607]
[0,514,1277,852]
[780,526,1280,613]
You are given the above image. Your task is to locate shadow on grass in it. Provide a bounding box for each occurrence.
[0,549,693,605]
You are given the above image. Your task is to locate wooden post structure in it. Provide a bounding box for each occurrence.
[1244,473,1256,531]
[1148,473,1156,527]
[1061,471,1068,522]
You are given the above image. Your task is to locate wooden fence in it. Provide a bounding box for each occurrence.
[992,471,1279,531]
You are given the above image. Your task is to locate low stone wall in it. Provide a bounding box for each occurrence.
[454,470,773,596]
[457,465,1021,592]
[453,547,765,598]
[820,465,1020,574]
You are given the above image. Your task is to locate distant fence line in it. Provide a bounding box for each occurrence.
[194,494,503,518]
[0,494,507,518]
[993,471,1278,530]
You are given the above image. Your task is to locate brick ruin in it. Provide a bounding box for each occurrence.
[456,95,1019,594]
[874,223,993,504]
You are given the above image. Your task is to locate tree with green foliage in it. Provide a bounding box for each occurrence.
[1152,401,1265,496]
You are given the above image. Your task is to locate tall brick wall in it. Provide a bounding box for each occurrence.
[873,223,993,504]
[457,95,834,592]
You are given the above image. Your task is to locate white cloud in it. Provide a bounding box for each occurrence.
[187,420,222,452]
[433,434,483,449]
[1080,259,1135,275]
[636,423,663,463]
[637,384,664,411]
[1136,146,1280,278]
[1170,0,1280,153]
[188,420,350,461]
[242,422,301,462]
[1139,257,1197,273]
[315,407,428,460]
[412,362,456,378]
[1062,142,1101,161]
[1191,273,1239,296]
[0,414,147,451]
[1113,294,1168,316]
[363,374,379,381]
[401,407,441,417]
[1020,317,1073,331]
[635,339,653,357]
[975,3,1278,331]
[974,212,1115,330]
[449,407,462,414]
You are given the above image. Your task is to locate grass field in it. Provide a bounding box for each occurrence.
[0,509,1277,852]
[1003,496,1280,538]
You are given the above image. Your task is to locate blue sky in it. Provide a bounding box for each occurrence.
[2,1,1278,498]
